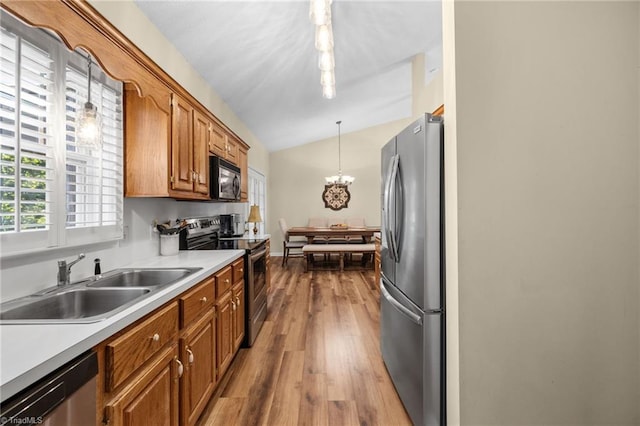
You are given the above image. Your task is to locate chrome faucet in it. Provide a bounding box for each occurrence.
[57,253,86,286]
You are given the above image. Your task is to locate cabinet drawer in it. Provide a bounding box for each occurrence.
[232,258,245,284]
[106,302,179,391]
[215,266,232,298]
[180,275,215,328]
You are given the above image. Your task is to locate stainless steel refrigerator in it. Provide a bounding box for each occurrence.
[380,113,445,426]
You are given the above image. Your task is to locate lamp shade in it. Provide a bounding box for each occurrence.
[247,205,262,223]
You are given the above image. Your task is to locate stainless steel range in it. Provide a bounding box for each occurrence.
[179,216,267,346]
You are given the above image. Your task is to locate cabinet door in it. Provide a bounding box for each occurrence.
[238,146,248,202]
[265,240,271,293]
[180,311,216,426]
[192,110,210,195]
[232,281,245,351]
[124,86,171,197]
[209,121,227,158]
[105,345,179,426]
[216,291,234,379]
[171,94,194,192]
[225,136,239,165]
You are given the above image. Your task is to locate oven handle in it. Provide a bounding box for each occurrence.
[250,247,267,262]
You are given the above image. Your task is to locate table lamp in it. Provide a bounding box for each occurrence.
[247,205,262,236]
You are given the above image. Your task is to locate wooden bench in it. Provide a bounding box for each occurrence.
[302,243,376,272]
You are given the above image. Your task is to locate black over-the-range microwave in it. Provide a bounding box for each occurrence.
[210,156,241,201]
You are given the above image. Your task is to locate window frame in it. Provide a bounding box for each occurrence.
[0,11,123,258]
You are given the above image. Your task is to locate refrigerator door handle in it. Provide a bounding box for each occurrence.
[388,155,400,261]
[381,281,422,325]
[383,155,398,261]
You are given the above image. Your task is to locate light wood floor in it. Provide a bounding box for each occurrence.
[197,256,411,426]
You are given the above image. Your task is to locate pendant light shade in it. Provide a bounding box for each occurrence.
[76,55,102,148]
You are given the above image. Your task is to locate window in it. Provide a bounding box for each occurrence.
[247,168,266,235]
[0,11,123,256]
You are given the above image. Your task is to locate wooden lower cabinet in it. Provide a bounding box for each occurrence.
[180,310,216,426]
[216,290,234,379]
[104,345,180,426]
[97,264,246,426]
[232,281,245,352]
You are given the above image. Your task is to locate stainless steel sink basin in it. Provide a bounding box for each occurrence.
[0,267,202,324]
[0,288,151,323]
[87,268,200,289]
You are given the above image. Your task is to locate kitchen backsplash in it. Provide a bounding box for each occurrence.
[0,198,247,302]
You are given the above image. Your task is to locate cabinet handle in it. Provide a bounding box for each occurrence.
[186,348,194,364]
[239,268,243,273]
[176,358,184,378]
[225,278,230,284]
[200,296,207,303]
[152,333,160,342]
[235,296,240,305]
[231,300,236,311]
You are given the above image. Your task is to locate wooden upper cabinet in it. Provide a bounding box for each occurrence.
[124,85,171,197]
[169,93,210,199]
[209,121,227,159]
[238,146,248,202]
[192,110,210,196]
[225,136,239,165]
[171,94,194,193]
[2,0,248,202]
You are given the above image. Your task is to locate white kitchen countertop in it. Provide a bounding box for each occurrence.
[0,250,244,401]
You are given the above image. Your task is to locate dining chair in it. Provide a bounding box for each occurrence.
[278,218,306,266]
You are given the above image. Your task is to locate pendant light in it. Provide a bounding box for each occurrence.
[325,120,354,185]
[76,55,102,148]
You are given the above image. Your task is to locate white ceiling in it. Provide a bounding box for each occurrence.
[134,0,442,151]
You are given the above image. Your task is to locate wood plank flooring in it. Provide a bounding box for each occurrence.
[197,257,411,426]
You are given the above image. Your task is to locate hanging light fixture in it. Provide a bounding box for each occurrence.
[325,120,354,185]
[310,0,336,99]
[76,54,102,148]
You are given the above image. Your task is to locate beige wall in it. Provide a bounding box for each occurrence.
[88,0,269,175]
[269,62,443,253]
[448,1,639,424]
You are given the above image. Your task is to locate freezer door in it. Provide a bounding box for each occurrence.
[380,277,424,425]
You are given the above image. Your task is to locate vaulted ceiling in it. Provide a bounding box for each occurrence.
[134,0,442,151]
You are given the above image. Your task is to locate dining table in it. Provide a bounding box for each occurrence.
[286,226,381,244]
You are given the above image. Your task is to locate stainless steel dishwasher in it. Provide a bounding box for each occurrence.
[0,351,97,426]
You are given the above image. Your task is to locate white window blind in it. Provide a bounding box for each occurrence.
[0,11,123,256]
[0,29,55,236]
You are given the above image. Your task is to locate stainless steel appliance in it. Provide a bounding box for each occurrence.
[380,113,445,426]
[178,216,267,346]
[210,156,241,201]
[220,213,244,237]
[0,351,97,426]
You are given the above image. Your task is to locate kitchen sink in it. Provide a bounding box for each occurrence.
[0,288,151,323]
[87,268,200,289]
[0,267,202,324]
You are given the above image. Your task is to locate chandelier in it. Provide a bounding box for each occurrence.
[325,120,354,185]
[310,0,336,99]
